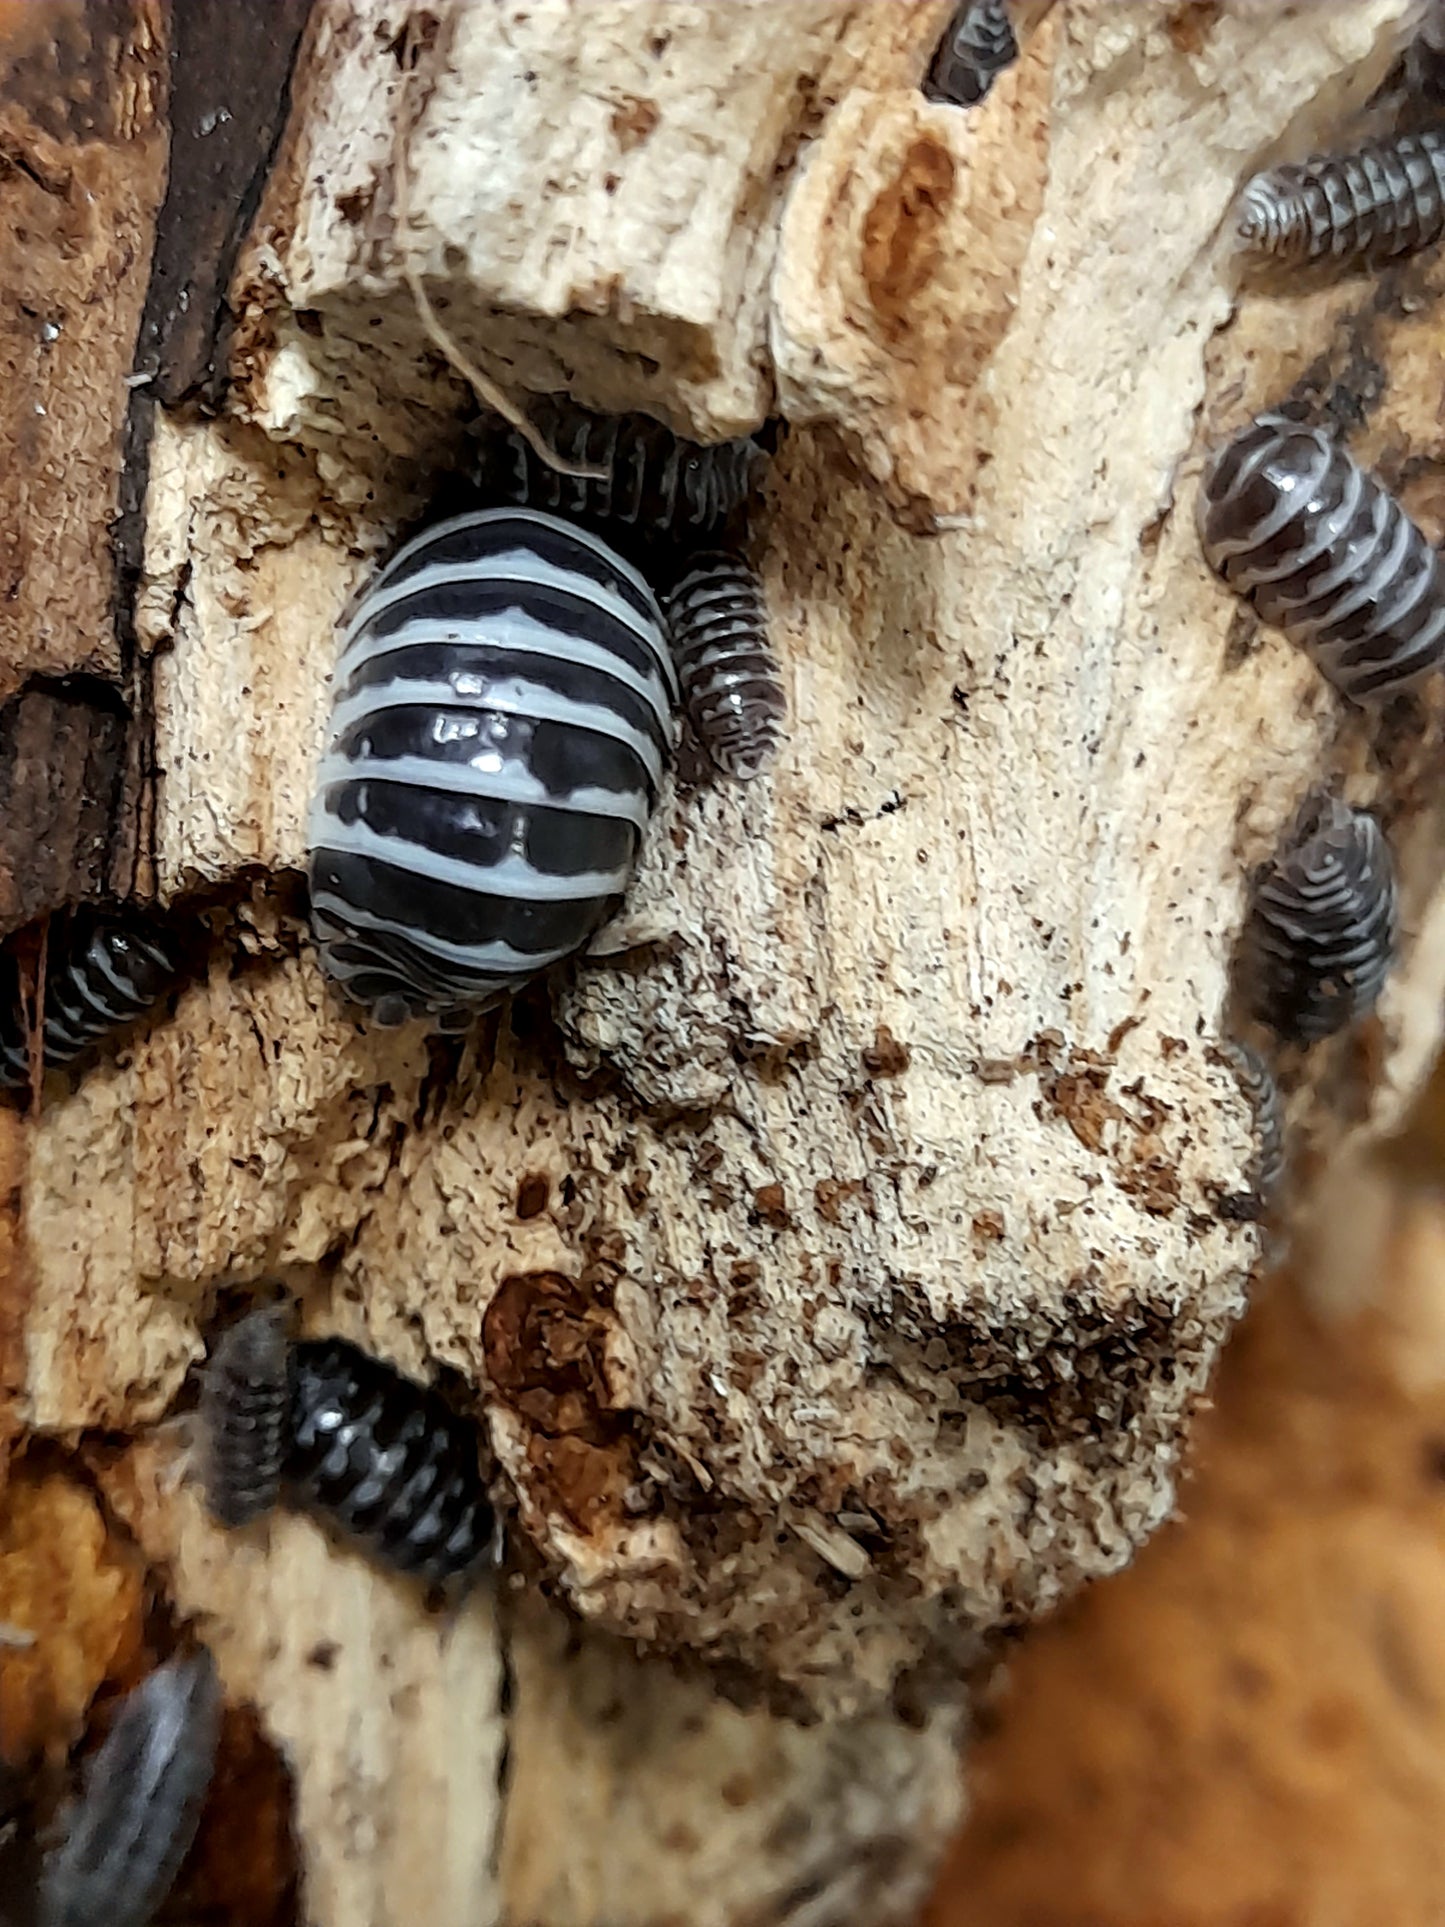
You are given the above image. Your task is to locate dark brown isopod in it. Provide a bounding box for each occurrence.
[923,0,1017,107]
[1197,413,1445,704]
[1240,795,1395,1045]
[199,1306,292,1529]
[479,397,767,541]
[1236,130,1445,269]
[0,906,183,1090]
[663,550,786,780]
[287,1337,499,1590]
[1217,1037,1286,1202]
[37,1650,222,1927]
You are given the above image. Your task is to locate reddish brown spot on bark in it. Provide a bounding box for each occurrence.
[482,1271,634,1530]
[1048,1068,1118,1156]
[861,136,956,340]
[610,93,659,151]
[752,1183,789,1229]
[525,1433,626,1532]
[815,1177,869,1225]
[1106,1013,1144,1056]
[862,1025,911,1078]
[335,181,376,225]
[972,1210,1006,1245]
[515,1172,549,1219]
[1166,0,1222,55]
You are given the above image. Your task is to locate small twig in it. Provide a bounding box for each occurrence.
[0,1622,36,1649]
[394,22,606,482]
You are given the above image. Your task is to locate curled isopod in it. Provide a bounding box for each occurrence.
[482,397,767,541]
[286,1337,499,1589]
[1236,131,1445,269]
[1217,1037,1286,1202]
[38,1649,222,1927]
[1197,412,1445,704]
[306,507,678,1026]
[199,1305,292,1529]
[663,550,786,780]
[1240,795,1395,1045]
[0,906,182,1090]
[923,0,1017,106]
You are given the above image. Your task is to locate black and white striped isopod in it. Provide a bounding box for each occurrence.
[306,508,678,1026]
[199,1306,292,1529]
[0,907,181,1089]
[38,1649,222,1927]
[662,551,786,781]
[923,0,1017,107]
[1236,130,1445,269]
[1217,1037,1286,1203]
[1197,413,1445,704]
[287,1337,499,1589]
[1241,796,1395,1044]
[482,398,767,541]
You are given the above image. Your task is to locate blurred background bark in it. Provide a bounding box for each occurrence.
[925,1064,1445,1926]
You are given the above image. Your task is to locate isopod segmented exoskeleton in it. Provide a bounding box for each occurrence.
[0,906,182,1089]
[1236,130,1445,269]
[199,1306,292,1530]
[1197,412,1445,704]
[286,1337,499,1589]
[923,0,1017,107]
[38,1650,222,1927]
[481,397,768,541]
[662,551,786,781]
[306,507,678,1025]
[1217,1037,1286,1203]
[1240,795,1395,1045]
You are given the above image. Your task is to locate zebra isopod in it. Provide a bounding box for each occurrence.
[1236,130,1445,269]
[923,0,1017,107]
[306,507,678,1026]
[1241,795,1395,1045]
[38,1650,222,1927]
[0,906,182,1089]
[481,397,767,541]
[1197,412,1445,704]
[286,1337,499,1589]
[663,550,786,780]
[199,1306,292,1530]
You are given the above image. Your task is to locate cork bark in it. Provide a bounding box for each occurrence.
[4,3,1444,1924]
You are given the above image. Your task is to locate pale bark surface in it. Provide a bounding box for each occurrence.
[5,3,1445,1924]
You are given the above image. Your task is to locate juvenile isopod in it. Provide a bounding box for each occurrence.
[199,1306,292,1529]
[923,0,1017,106]
[306,507,678,1026]
[481,397,767,540]
[662,551,786,780]
[38,1649,222,1927]
[1197,412,1445,704]
[1217,1036,1286,1202]
[287,1337,499,1589]
[0,906,182,1089]
[1240,795,1395,1045]
[1236,130,1445,270]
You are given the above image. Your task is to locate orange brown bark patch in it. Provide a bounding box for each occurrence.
[483,1271,635,1532]
[0,1459,147,1768]
[861,135,956,343]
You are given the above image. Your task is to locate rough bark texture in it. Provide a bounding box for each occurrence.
[926,1120,1445,1926]
[6,3,1445,1923]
